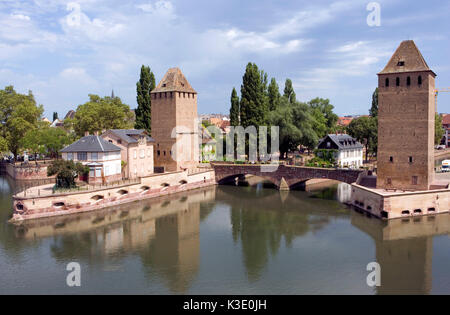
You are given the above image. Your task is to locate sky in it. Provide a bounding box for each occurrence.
[0,0,449,118]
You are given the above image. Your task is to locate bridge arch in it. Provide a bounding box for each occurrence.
[217,173,280,189]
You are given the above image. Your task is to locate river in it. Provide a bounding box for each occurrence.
[0,175,449,294]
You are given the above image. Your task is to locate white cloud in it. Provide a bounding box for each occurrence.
[137,0,175,17]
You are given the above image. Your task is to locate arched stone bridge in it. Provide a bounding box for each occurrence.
[211,163,364,190]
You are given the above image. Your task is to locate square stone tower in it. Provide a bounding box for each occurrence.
[151,68,199,172]
[377,40,436,191]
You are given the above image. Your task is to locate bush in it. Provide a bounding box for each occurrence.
[47,159,89,188]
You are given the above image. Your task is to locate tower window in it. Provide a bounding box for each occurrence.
[157,150,160,156]
[389,156,393,162]
[407,76,411,86]
[386,178,392,185]
[397,61,405,66]
[396,77,400,86]
[409,156,413,163]
[418,76,422,85]
[385,78,389,87]
[412,176,418,185]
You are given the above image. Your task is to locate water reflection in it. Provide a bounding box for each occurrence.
[1,176,449,294]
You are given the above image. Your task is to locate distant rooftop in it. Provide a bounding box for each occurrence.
[106,129,154,144]
[318,134,363,150]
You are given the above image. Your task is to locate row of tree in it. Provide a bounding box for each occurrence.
[229,62,339,158]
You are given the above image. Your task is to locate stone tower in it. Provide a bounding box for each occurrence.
[377,40,436,191]
[151,68,199,172]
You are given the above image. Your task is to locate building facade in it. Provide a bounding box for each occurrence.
[60,134,122,184]
[101,129,155,179]
[317,134,363,168]
[151,68,199,172]
[376,40,435,191]
[443,114,450,148]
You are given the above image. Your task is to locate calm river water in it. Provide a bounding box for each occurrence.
[0,175,449,294]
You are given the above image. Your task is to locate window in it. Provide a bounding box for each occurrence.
[91,152,98,160]
[397,61,405,66]
[163,151,166,156]
[140,149,145,158]
[418,75,422,85]
[134,149,137,159]
[396,77,400,86]
[117,139,122,144]
[389,156,393,162]
[412,176,418,185]
[386,178,392,185]
[407,76,411,86]
[67,152,73,160]
[409,156,413,163]
[326,142,331,148]
[89,169,94,177]
[95,168,101,177]
[134,166,137,174]
[77,152,87,161]
[385,78,389,87]
[147,149,151,157]
[157,150,160,156]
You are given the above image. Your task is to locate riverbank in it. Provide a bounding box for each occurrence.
[11,168,215,222]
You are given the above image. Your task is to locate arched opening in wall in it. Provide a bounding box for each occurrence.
[179,180,188,185]
[396,77,400,86]
[427,207,436,213]
[53,202,65,208]
[16,203,24,211]
[418,75,422,85]
[161,183,170,191]
[91,195,104,202]
[367,205,372,211]
[117,189,128,196]
[413,209,422,214]
[401,210,410,215]
[407,76,411,86]
[140,185,150,193]
[381,211,389,219]
[385,78,389,87]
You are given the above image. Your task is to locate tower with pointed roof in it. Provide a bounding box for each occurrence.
[150,68,199,172]
[376,40,436,190]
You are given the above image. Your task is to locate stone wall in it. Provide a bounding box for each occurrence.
[12,169,215,222]
[351,183,450,219]
[2,163,55,180]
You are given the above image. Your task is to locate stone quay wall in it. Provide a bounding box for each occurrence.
[12,169,215,222]
[1,162,55,181]
[351,183,450,220]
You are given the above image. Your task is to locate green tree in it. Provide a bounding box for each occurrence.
[308,98,338,132]
[135,65,155,134]
[239,63,268,128]
[230,88,240,126]
[268,97,318,158]
[347,116,378,161]
[72,94,134,137]
[310,107,328,139]
[283,79,296,105]
[53,112,58,121]
[0,86,43,159]
[435,113,444,145]
[267,78,281,111]
[369,87,378,117]
[47,159,89,189]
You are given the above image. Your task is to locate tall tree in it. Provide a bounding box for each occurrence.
[239,63,268,128]
[72,94,134,137]
[267,78,281,111]
[0,86,43,159]
[308,98,338,132]
[53,112,58,121]
[369,87,378,117]
[230,88,240,126]
[435,113,444,145]
[283,79,296,104]
[347,116,378,161]
[135,65,155,134]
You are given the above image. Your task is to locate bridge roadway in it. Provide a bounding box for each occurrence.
[211,163,364,190]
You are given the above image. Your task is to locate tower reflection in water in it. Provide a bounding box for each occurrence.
[13,187,216,293]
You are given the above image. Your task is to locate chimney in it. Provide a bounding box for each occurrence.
[84,131,89,136]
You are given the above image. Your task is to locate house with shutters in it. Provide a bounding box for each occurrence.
[317,134,363,168]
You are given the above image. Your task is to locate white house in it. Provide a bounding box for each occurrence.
[317,134,364,168]
[60,134,122,184]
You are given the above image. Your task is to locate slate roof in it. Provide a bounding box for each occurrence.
[378,40,435,75]
[60,135,121,153]
[151,67,197,94]
[107,129,155,144]
[318,134,363,150]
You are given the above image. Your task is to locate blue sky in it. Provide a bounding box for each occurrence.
[0,0,449,118]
